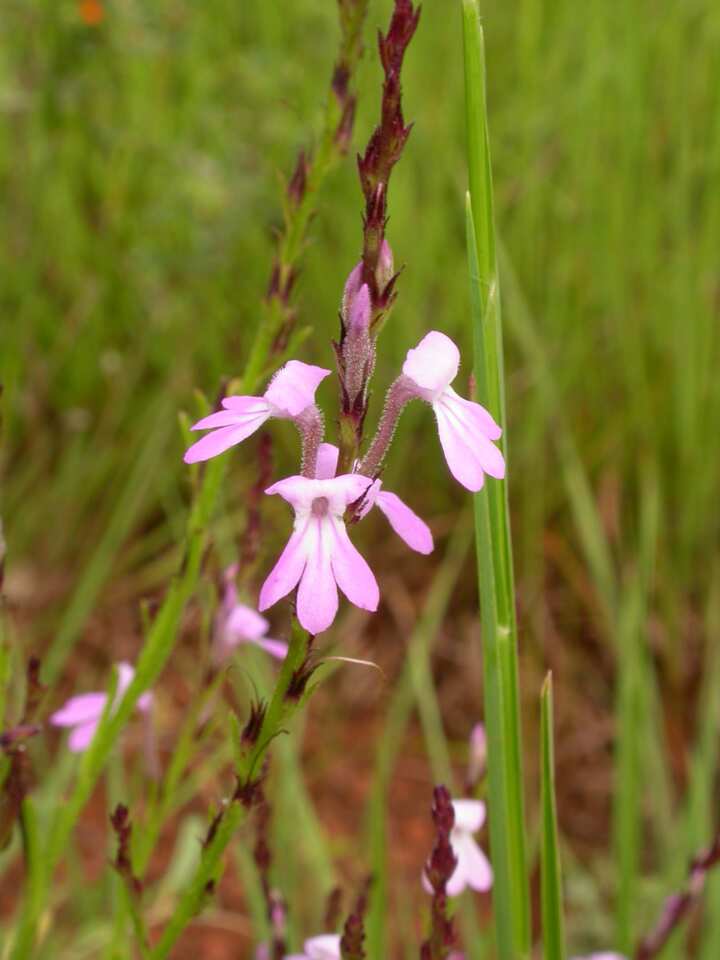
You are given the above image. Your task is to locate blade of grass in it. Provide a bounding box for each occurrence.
[540,673,566,960]
[462,2,531,953]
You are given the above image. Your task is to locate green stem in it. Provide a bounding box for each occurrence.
[148,624,310,960]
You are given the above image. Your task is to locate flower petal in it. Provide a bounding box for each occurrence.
[375,491,434,554]
[259,525,309,613]
[184,418,268,464]
[443,387,502,442]
[266,474,371,515]
[434,394,505,491]
[221,396,272,415]
[305,934,342,960]
[446,853,468,897]
[50,692,107,727]
[264,360,331,417]
[251,636,289,659]
[454,834,493,892]
[315,443,340,480]
[265,475,317,510]
[452,799,486,833]
[402,331,460,396]
[296,519,338,634]
[68,719,100,752]
[328,517,379,613]
[348,283,371,333]
[226,604,270,642]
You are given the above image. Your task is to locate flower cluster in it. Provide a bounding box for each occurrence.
[183,253,504,636]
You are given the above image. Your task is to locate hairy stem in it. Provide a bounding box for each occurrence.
[356,375,416,477]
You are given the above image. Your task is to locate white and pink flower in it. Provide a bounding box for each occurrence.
[184,361,330,464]
[402,331,505,492]
[50,662,151,753]
[259,473,379,635]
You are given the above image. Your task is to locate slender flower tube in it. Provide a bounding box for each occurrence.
[316,443,433,554]
[50,663,152,753]
[424,799,492,896]
[284,935,341,960]
[402,331,505,491]
[214,567,288,663]
[259,473,379,634]
[183,360,330,469]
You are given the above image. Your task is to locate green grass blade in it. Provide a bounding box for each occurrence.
[463,0,530,960]
[540,674,566,960]
[462,3,531,954]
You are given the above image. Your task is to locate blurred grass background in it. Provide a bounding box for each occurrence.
[2,0,720,956]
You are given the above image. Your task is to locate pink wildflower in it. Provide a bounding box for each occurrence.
[50,662,152,753]
[183,361,330,464]
[315,443,433,555]
[284,935,341,960]
[423,799,492,897]
[215,567,288,662]
[402,331,505,491]
[259,473,379,635]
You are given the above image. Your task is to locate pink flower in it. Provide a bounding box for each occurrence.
[215,568,288,662]
[284,935,341,960]
[50,662,152,753]
[424,799,492,897]
[184,361,330,464]
[259,473,379,635]
[315,443,433,555]
[402,331,505,492]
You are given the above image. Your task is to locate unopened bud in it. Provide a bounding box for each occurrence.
[466,723,487,788]
[348,283,371,335]
[377,239,394,291]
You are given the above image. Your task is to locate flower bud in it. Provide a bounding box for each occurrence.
[377,239,394,292]
[466,722,487,787]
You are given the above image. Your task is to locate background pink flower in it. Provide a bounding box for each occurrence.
[50,662,152,752]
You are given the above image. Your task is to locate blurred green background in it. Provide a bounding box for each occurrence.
[2,0,720,956]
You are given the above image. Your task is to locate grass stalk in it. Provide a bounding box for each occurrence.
[462,3,530,957]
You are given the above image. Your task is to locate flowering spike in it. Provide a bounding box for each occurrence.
[421,785,457,960]
[357,0,420,304]
[340,879,371,960]
[287,150,309,208]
